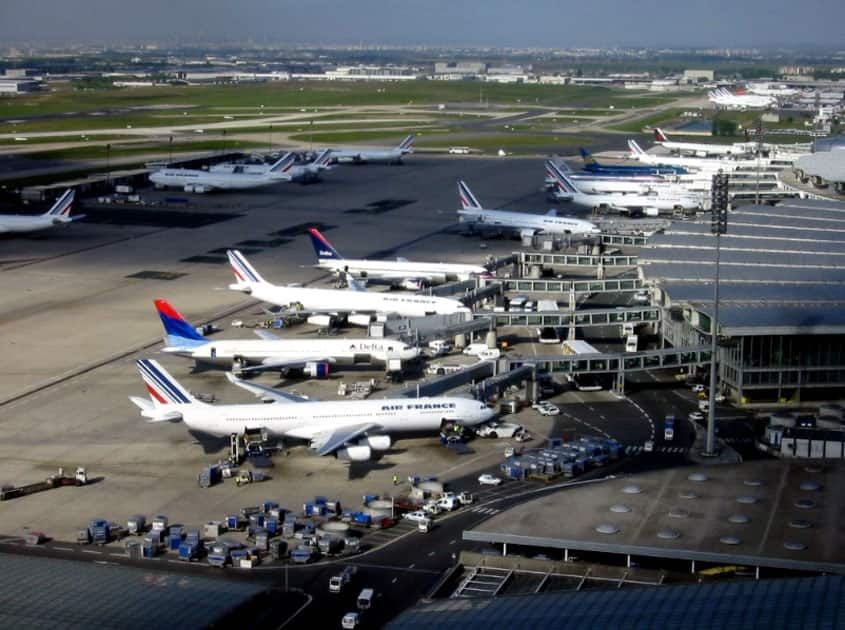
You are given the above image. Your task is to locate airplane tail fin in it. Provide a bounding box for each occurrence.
[578,147,597,165]
[457,180,482,210]
[135,359,197,409]
[398,134,415,152]
[628,139,646,156]
[308,228,343,261]
[44,189,78,222]
[154,299,206,349]
[268,152,296,175]
[311,149,333,168]
[654,128,669,142]
[227,249,266,288]
[545,161,579,194]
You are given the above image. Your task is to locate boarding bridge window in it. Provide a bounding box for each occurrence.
[588,282,603,291]
[593,313,609,324]
[624,357,642,370]
[663,353,679,365]
[517,281,533,291]
[575,314,589,326]
[510,315,527,326]
[496,315,510,327]
[644,355,661,368]
[589,359,608,371]
[546,282,562,292]
[575,359,589,371]
[608,312,624,323]
[607,359,619,371]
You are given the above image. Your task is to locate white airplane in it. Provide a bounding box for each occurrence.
[330,134,415,164]
[456,180,600,239]
[653,128,743,157]
[149,153,296,192]
[0,189,84,234]
[546,161,692,198]
[547,161,702,216]
[210,149,334,183]
[628,140,761,172]
[307,228,489,291]
[154,299,418,375]
[708,88,776,110]
[130,358,495,460]
[746,83,799,98]
[227,249,470,321]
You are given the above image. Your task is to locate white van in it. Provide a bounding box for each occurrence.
[463,343,492,357]
[436,495,460,511]
[357,588,375,611]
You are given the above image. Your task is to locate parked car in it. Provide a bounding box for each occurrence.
[476,422,524,439]
[689,411,705,423]
[478,474,503,486]
[402,510,428,523]
[643,440,655,453]
[537,403,560,416]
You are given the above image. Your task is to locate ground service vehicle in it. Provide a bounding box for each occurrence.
[664,416,675,441]
[329,566,357,593]
[357,588,375,611]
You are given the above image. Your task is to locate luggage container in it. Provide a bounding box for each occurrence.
[168,526,183,551]
[240,506,261,517]
[249,513,265,529]
[142,542,158,558]
[205,521,223,539]
[151,515,168,532]
[178,542,201,561]
[282,520,296,538]
[262,500,279,514]
[265,517,278,535]
[126,541,141,560]
[268,539,288,560]
[254,529,269,551]
[290,546,314,564]
[127,515,147,536]
[230,549,249,567]
[198,465,221,488]
[89,519,110,545]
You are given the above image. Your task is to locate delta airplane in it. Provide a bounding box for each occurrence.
[149,153,296,193]
[456,180,600,238]
[130,358,495,460]
[330,134,415,164]
[653,128,743,157]
[210,149,334,183]
[0,189,84,234]
[154,299,418,375]
[227,249,470,320]
[578,147,689,176]
[307,228,489,291]
[708,88,776,110]
[547,161,702,216]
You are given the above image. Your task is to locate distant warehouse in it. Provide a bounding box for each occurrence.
[639,199,845,405]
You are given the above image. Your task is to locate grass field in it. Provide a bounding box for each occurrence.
[608,108,691,133]
[23,139,268,161]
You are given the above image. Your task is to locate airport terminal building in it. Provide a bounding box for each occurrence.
[640,199,845,404]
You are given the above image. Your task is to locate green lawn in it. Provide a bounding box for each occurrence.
[608,108,691,133]
[23,139,268,161]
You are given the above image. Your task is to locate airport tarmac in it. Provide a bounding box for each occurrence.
[0,154,615,540]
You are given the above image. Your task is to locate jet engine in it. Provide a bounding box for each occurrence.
[336,445,372,461]
[303,361,330,378]
[359,435,391,451]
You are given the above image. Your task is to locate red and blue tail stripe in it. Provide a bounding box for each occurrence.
[545,161,577,194]
[227,250,264,284]
[269,152,296,174]
[399,135,415,151]
[137,359,192,405]
[457,180,481,210]
[307,228,342,260]
[46,189,75,217]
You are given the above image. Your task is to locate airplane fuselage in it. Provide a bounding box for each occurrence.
[458,207,600,236]
[316,258,488,284]
[179,396,494,439]
[0,216,69,234]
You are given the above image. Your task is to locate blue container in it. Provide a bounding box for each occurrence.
[362,495,377,505]
[547,438,563,449]
[169,534,183,551]
[142,543,157,558]
[249,513,265,528]
[230,549,248,564]
[262,500,279,513]
[314,496,327,506]
[265,517,278,535]
[303,503,314,517]
[352,512,371,525]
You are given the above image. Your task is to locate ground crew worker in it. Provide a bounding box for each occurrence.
[392,475,399,486]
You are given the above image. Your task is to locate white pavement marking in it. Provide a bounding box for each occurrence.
[81,549,101,554]
[428,551,436,557]
[54,547,72,552]
[408,563,415,569]
[392,577,398,584]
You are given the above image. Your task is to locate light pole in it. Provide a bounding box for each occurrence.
[268,124,272,153]
[706,172,729,456]
[105,143,111,188]
[168,135,173,164]
[755,117,763,206]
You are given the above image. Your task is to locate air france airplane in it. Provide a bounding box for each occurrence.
[653,129,742,157]
[227,249,469,319]
[130,359,494,460]
[547,161,702,216]
[0,189,84,234]
[210,149,334,183]
[456,180,600,238]
[307,228,489,290]
[149,153,296,192]
[330,135,415,164]
[154,298,418,375]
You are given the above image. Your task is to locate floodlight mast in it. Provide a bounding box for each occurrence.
[705,172,729,456]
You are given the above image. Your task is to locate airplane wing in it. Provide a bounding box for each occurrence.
[345,273,368,292]
[253,329,281,341]
[308,423,382,456]
[235,355,335,374]
[129,396,184,422]
[224,372,313,403]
